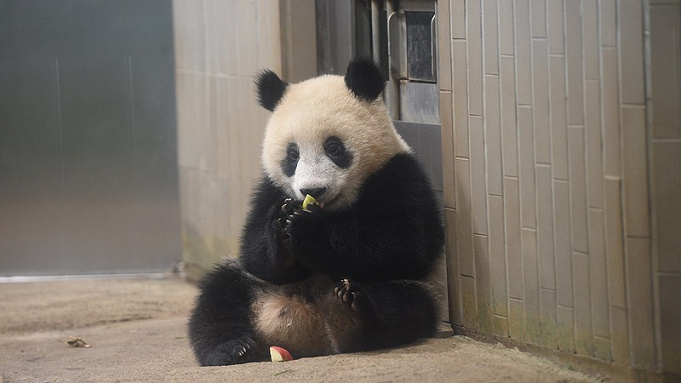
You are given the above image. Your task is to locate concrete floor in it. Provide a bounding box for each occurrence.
[0,277,604,382]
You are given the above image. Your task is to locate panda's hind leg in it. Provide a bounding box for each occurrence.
[323,278,439,352]
[188,260,267,366]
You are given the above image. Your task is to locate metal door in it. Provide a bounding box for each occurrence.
[316,0,442,200]
[0,1,181,277]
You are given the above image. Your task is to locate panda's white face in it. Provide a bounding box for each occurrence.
[259,72,410,211]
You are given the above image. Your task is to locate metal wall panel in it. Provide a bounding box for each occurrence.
[0,0,180,276]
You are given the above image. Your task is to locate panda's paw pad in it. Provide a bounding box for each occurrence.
[333,279,364,311]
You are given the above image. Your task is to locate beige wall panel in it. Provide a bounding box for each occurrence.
[230,78,246,178]
[441,92,456,209]
[565,0,584,126]
[456,158,475,276]
[500,57,519,177]
[650,4,681,374]
[474,234,492,332]
[242,77,266,180]
[444,208,463,326]
[601,48,621,178]
[453,40,470,158]
[650,5,681,139]
[536,165,555,290]
[611,305,631,365]
[549,55,569,180]
[467,0,483,115]
[217,78,239,177]
[573,251,593,357]
[587,208,609,339]
[546,0,564,54]
[556,305,575,353]
[585,80,604,209]
[600,0,617,47]
[622,106,650,238]
[604,178,626,309]
[619,0,645,104]
[659,275,681,375]
[438,0,453,91]
[176,72,206,171]
[237,1,259,76]
[593,336,612,362]
[280,0,317,82]
[491,315,509,338]
[504,177,524,299]
[522,227,540,343]
[485,75,503,195]
[225,2,240,75]
[488,195,508,316]
[532,40,551,165]
[470,116,488,235]
[509,298,526,341]
[518,106,537,229]
[582,0,599,81]
[498,0,514,56]
[451,0,466,39]
[203,79,219,173]
[483,0,499,75]
[554,179,573,308]
[653,143,681,272]
[568,126,588,253]
[530,0,546,38]
[539,288,557,348]
[461,275,478,328]
[625,237,656,369]
[257,1,283,70]
[173,0,205,72]
[204,1,224,75]
[514,0,532,105]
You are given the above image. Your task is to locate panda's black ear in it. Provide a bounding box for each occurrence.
[344,58,385,102]
[255,70,288,111]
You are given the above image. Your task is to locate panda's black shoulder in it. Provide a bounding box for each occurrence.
[357,152,439,211]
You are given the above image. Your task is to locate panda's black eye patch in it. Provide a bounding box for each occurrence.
[324,136,353,168]
[282,142,299,177]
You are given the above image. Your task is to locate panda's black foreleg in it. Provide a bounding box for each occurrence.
[324,278,439,352]
[188,261,266,366]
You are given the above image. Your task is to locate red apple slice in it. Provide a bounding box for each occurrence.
[269,346,293,362]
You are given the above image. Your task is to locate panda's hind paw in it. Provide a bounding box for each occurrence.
[333,278,365,312]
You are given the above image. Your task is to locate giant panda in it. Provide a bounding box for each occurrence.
[188,58,445,366]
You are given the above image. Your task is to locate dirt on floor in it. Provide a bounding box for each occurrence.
[0,277,605,383]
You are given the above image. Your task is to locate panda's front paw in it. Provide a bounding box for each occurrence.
[202,337,260,366]
[280,198,321,237]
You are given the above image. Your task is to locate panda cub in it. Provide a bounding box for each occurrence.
[188,58,445,366]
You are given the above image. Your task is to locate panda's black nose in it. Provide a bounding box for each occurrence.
[300,187,327,199]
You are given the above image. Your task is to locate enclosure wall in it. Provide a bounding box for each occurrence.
[438,0,678,376]
[173,0,282,278]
